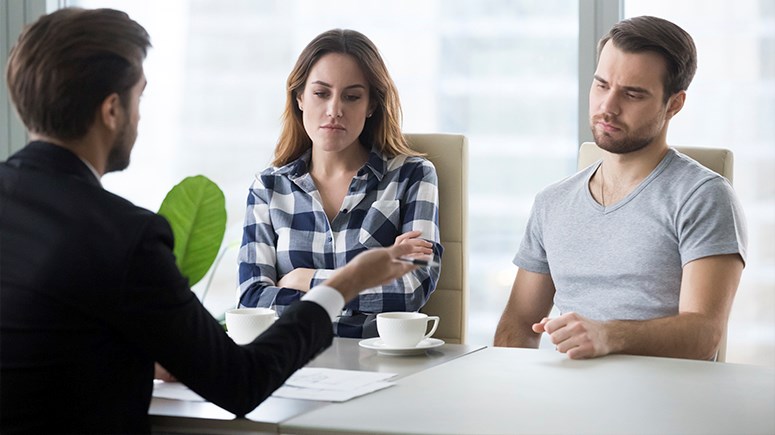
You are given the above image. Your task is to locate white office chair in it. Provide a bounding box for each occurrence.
[578,142,735,361]
[405,133,469,344]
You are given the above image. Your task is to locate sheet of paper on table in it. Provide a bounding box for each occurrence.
[272,368,397,402]
[152,368,396,403]
[153,380,206,402]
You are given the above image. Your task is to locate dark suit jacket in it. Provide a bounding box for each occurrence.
[0,142,334,433]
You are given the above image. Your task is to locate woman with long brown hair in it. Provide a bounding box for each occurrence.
[238,29,442,338]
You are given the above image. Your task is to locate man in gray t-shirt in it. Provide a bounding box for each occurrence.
[494,16,747,361]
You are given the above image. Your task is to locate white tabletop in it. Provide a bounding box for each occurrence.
[281,347,775,435]
[149,337,484,433]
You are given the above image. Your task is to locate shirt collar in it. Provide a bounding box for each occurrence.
[77,156,103,186]
[272,146,389,182]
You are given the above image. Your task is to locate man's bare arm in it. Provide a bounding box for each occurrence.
[493,268,555,348]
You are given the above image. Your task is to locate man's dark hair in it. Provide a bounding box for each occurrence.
[598,15,697,102]
[6,8,151,140]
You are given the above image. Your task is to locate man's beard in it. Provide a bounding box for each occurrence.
[590,114,663,155]
[105,120,133,173]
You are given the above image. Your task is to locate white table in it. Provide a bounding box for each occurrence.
[281,347,775,435]
[149,337,485,433]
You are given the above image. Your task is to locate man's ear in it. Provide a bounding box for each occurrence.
[665,90,686,120]
[99,93,123,131]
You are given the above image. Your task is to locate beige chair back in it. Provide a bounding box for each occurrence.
[578,142,735,361]
[578,142,734,183]
[405,133,469,344]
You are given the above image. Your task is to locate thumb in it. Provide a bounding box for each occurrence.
[532,317,550,333]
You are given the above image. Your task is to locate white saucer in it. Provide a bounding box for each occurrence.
[358,337,445,356]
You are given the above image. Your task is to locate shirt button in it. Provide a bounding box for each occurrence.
[342,208,348,214]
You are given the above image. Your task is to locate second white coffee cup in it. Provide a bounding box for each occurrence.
[225,307,277,345]
[376,312,440,348]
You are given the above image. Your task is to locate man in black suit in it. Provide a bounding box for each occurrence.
[0,8,417,433]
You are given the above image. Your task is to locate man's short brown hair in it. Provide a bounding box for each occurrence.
[598,16,697,102]
[6,8,151,140]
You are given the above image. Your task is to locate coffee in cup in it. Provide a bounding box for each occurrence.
[225,307,277,345]
[376,312,439,348]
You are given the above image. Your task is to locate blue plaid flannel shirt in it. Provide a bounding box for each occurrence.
[238,147,443,338]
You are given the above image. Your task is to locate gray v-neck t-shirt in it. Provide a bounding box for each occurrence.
[514,148,747,321]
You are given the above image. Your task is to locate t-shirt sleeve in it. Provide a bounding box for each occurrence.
[513,193,552,274]
[677,177,748,266]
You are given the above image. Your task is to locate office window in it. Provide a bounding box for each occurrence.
[47,1,773,366]
[625,0,775,365]
[67,0,580,346]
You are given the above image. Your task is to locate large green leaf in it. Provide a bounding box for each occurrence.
[158,175,227,287]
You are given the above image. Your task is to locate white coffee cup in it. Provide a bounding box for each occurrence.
[225,308,277,345]
[376,312,440,348]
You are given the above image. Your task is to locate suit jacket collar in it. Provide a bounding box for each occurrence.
[5,141,101,187]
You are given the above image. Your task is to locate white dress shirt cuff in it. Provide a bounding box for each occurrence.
[302,285,345,321]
